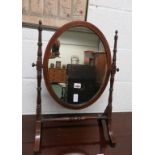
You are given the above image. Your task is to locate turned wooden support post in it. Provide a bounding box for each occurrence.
[107,30,119,118]
[33,20,43,154]
[36,20,43,120]
[32,20,43,120]
[104,30,119,147]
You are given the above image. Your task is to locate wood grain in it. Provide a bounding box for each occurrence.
[22,112,132,155]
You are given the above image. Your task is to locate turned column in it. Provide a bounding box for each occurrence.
[32,20,43,154]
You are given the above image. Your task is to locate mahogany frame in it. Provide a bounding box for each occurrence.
[32,21,119,154]
[43,21,111,109]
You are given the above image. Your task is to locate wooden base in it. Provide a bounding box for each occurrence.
[106,119,116,147]
[34,121,42,153]
[33,113,115,154]
[22,112,132,155]
[97,119,105,153]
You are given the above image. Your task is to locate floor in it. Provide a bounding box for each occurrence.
[22,112,132,155]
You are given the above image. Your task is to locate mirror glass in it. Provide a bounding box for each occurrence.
[47,26,108,105]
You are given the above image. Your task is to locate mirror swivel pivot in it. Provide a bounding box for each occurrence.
[32,62,43,68]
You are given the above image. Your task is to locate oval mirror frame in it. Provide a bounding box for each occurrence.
[43,21,111,109]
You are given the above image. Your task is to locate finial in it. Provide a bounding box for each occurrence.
[39,20,42,25]
[38,20,42,31]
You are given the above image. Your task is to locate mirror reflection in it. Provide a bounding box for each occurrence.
[48,26,108,104]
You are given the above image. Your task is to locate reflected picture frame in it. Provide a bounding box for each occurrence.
[56,61,61,68]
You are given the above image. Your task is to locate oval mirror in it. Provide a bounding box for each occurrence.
[43,21,111,109]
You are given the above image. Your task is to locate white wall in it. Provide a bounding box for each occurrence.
[48,30,100,66]
[22,0,132,114]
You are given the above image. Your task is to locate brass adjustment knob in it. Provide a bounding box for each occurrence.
[32,63,36,67]
[116,68,119,72]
